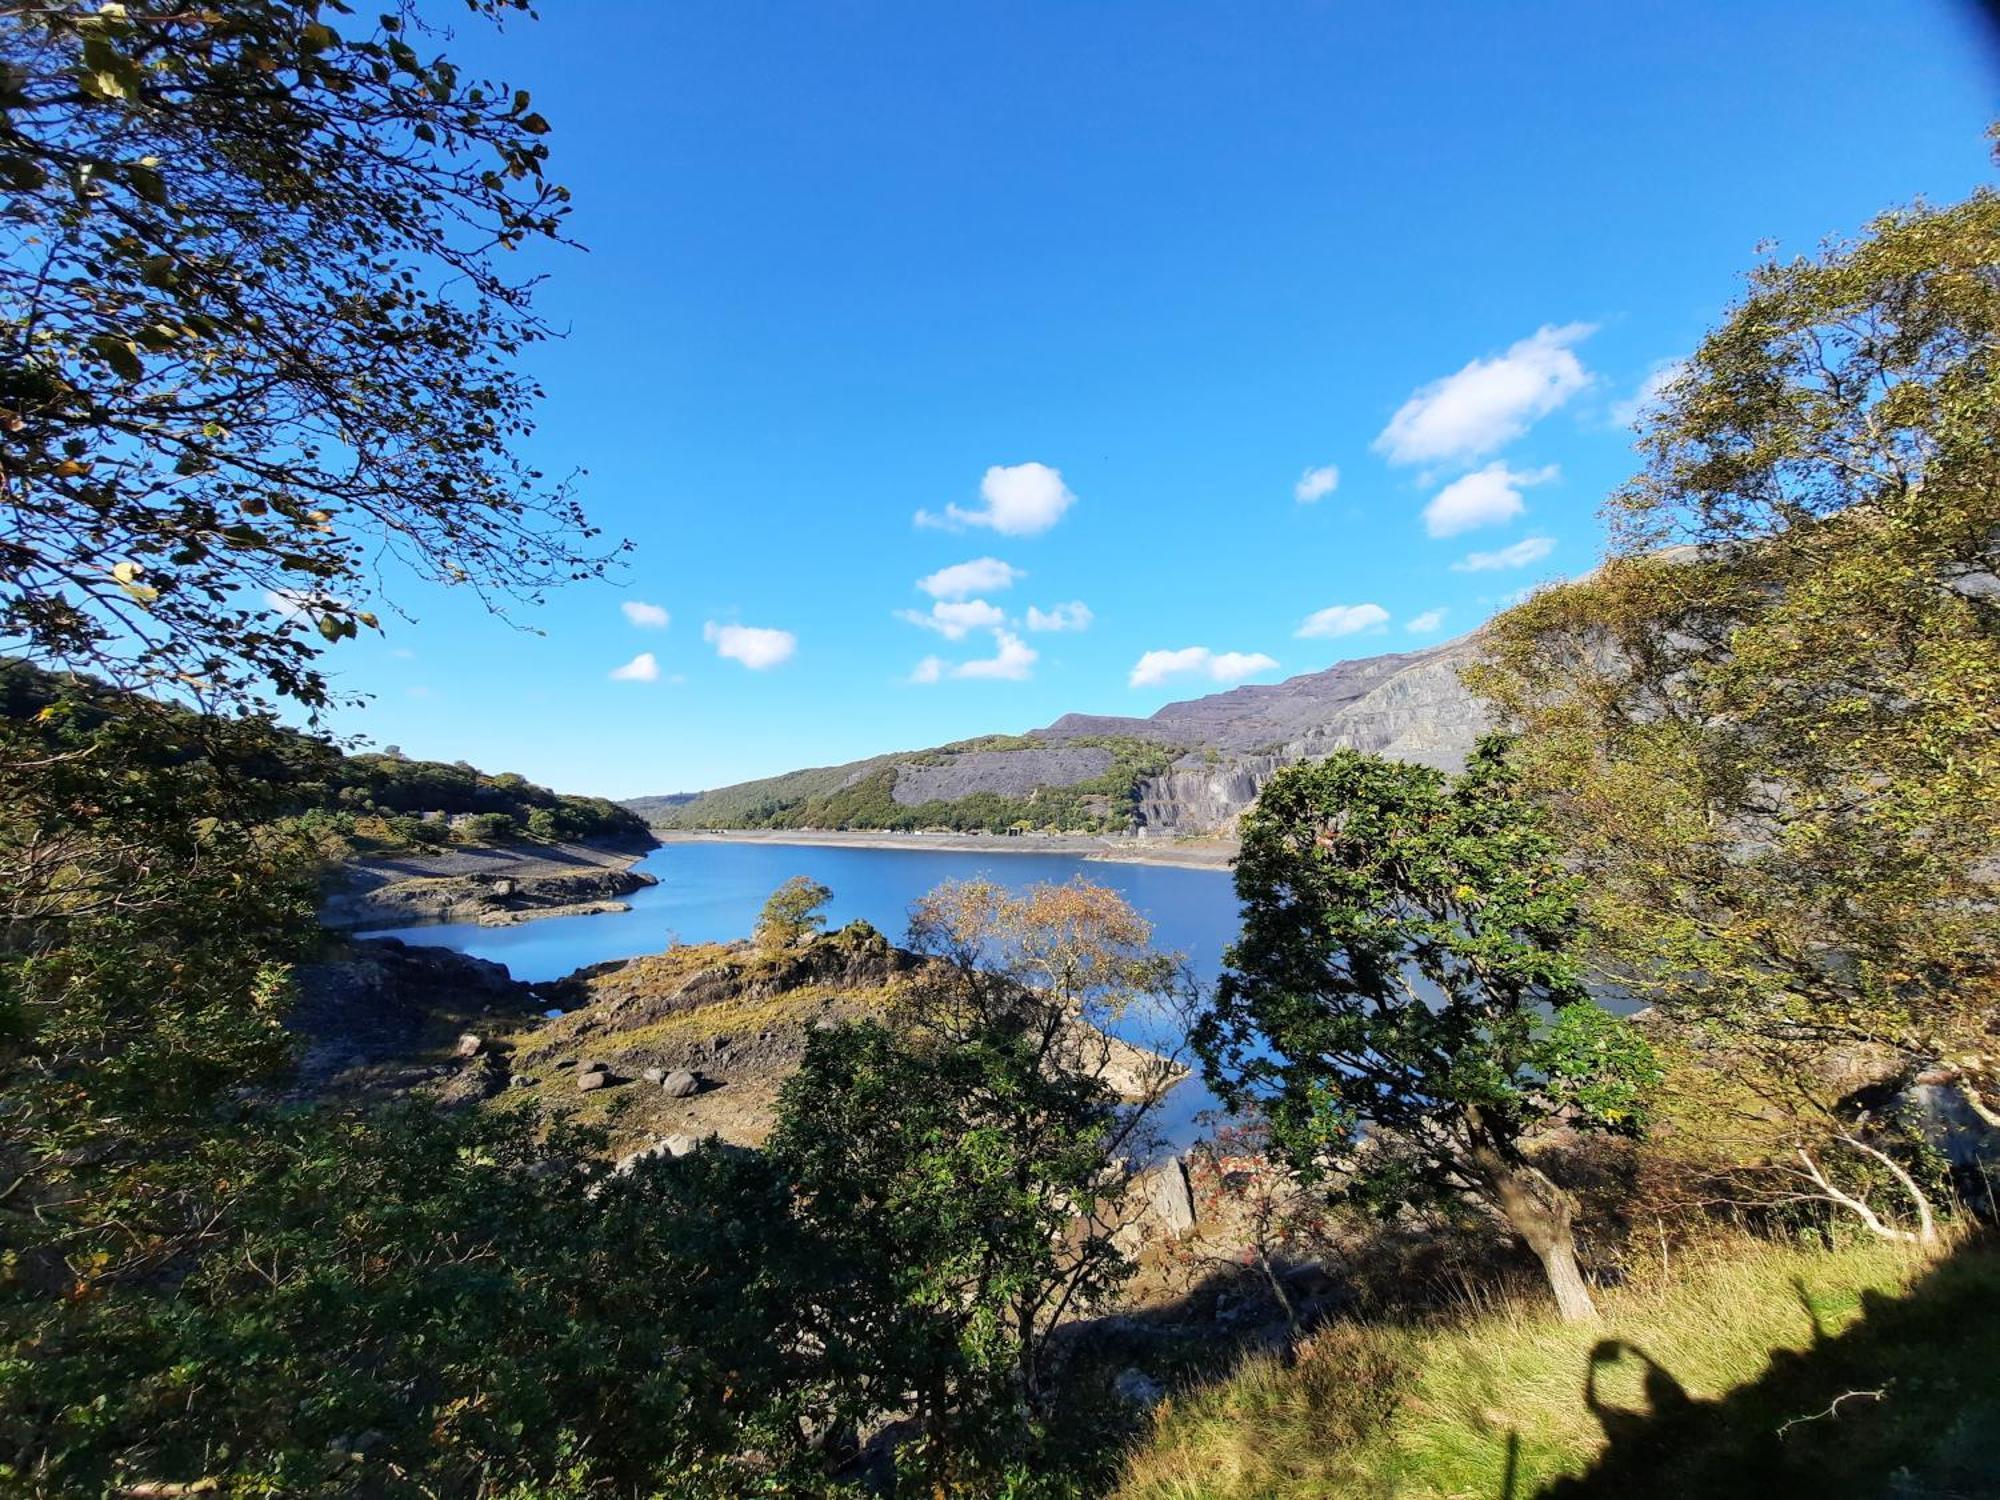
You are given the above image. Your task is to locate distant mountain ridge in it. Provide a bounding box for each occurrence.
[627,634,1490,836]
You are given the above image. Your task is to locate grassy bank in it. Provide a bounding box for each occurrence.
[1117,1233,2000,1499]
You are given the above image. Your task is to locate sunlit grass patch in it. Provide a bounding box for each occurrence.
[1118,1233,1999,1499]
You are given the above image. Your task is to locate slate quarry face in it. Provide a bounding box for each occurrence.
[889,746,1116,806]
[632,633,1493,836]
[1029,637,1491,832]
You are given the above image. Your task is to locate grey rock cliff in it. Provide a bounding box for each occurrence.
[635,633,1493,835]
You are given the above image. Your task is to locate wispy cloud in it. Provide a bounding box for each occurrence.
[609,651,660,682]
[1025,601,1093,632]
[1422,461,1557,537]
[1295,602,1390,639]
[954,630,1037,680]
[620,599,670,629]
[1611,357,1688,429]
[1406,608,1447,634]
[1129,646,1279,688]
[702,621,796,670]
[912,630,1037,683]
[916,462,1076,536]
[918,557,1024,600]
[1374,323,1595,467]
[1453,535,1556,572]
[897,599,1006,640]
[1294,464,1340,503]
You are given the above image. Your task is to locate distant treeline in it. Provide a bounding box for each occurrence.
[0,660,649,850]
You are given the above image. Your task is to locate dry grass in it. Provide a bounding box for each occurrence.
[1116,1229,2000,1499]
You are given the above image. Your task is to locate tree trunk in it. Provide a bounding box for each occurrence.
[1471,1136,1598,1322]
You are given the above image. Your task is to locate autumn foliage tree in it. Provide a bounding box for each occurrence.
[1471,186,2000,1137]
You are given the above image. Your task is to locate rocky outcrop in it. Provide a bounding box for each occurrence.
[1056,636,1493,833]
[321,864,657,931]
[546,921,916,1035]
[287,937,543,1094]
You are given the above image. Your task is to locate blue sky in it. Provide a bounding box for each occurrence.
[320,1,1998,798]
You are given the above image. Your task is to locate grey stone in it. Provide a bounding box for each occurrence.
[453,1033,482,1059]
[576,1070,607,1093]
[1144,1158,1196,1240]
[641,1066,666,1084]
[1113,1368,1165,1407]
[661,1069,699,1098]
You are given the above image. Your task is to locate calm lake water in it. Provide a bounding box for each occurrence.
[369,839,1244,1146]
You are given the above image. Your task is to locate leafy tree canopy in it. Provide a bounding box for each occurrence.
[1471,185,2000,1124]
[754,874,833,950]
[1195,738,1658,1320]
[0,0,623,713]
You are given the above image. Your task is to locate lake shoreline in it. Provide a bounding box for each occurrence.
[650,827,1238,871]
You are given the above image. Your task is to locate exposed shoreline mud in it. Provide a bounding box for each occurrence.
[652,827,1239,870]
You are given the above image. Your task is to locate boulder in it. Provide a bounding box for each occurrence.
[661,1069,700,1099]
[576,1070,607,1093]
[1143,1157,1197,1240]
[1113,1368,1165,1408]
[453,1033,483,1059]
[642,1066,667,1084]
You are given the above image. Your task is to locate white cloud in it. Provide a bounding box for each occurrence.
[952,630,1037,681]
[1422,461,1557,537]
[1129,646,1279,688]
[620,599,670,629]
[1452,535,1557,572]
[897,598,1007,640]
[1024,601,1093,632]
[1295,602,1390,639]
[1406,608,1447,634]
[264,587,343,621]
[1294,464,1340,503]
[915,462,1076,536]
[1374,323,1596,467]
[909,655,945,685]
[1611,358,1688,428]
[702,621,796,670]
[918,557,1024,599]
[609,651,660,683]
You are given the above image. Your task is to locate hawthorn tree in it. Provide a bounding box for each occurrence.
[1471,185,2000,1134]
[0,0,622,714]
[1194,740,1658,1322]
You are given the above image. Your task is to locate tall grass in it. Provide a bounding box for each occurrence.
[1116,1231,2000,1499]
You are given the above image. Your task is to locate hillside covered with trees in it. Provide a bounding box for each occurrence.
[634,733,1188,834]
[0,659,651,851]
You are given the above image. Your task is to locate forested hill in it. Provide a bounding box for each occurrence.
[628,633,1486,836]
[0,660,651,850]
